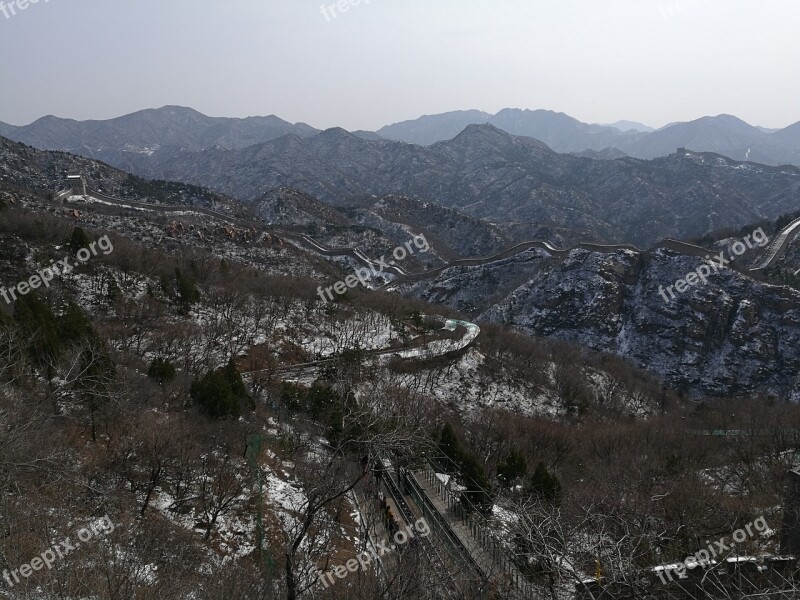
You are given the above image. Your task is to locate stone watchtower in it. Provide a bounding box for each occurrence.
[65,174,87,195]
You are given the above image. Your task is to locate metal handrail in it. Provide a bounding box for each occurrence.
[420,462,544,598]
[376,457,467,598]
[403,469,487,582]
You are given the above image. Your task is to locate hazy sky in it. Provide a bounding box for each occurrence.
[1,0,798,130]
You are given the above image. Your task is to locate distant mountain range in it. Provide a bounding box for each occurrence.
[27,122,793,247]
[601,120,655,133]
[379,109,800,165]
[2,106,799,247]
[2,105,798,167]
[0,106,319,156]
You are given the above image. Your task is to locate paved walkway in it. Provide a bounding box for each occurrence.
[410,470,538,599]
[412,471,497,577]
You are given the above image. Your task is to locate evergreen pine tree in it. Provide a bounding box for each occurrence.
[148,358,176,385]
[530,462,561,503]
[66,227,91,252]
[497,448,528,486]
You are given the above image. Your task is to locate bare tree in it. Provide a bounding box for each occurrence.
[198,450,245,541]
[277,378,435,600]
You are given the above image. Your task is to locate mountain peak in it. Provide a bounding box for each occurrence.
[449,123,553,153]
[32,114,77,124]
[709,113,752,127]
[317,127,356,140]
[145,105,208,118]
[493,107,577,123]
[694,114,757,130]
[455,123,512,139]
[604,120,655,133]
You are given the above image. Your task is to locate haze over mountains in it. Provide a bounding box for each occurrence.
[379,109,800,165]
[0,106,319,154]
[2,105,799,168]
[3,105,800,248]
[18,122,798,247]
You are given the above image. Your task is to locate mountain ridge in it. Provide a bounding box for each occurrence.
[0,105,320,155]
[4,106,799,166]
[379,110,800,165]
[78,124,800,247]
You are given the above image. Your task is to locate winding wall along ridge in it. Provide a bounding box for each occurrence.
[67,187,796,287]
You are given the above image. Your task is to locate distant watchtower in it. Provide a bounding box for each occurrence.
[65,174,87,196]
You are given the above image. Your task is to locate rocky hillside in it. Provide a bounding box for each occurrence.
[0,136,248,215]
[3,125,800,600]
[7,119,800,247]
[343,195,513,261]
[401,241,800,399]
[6,138,800,402]
[97,125,800,246]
